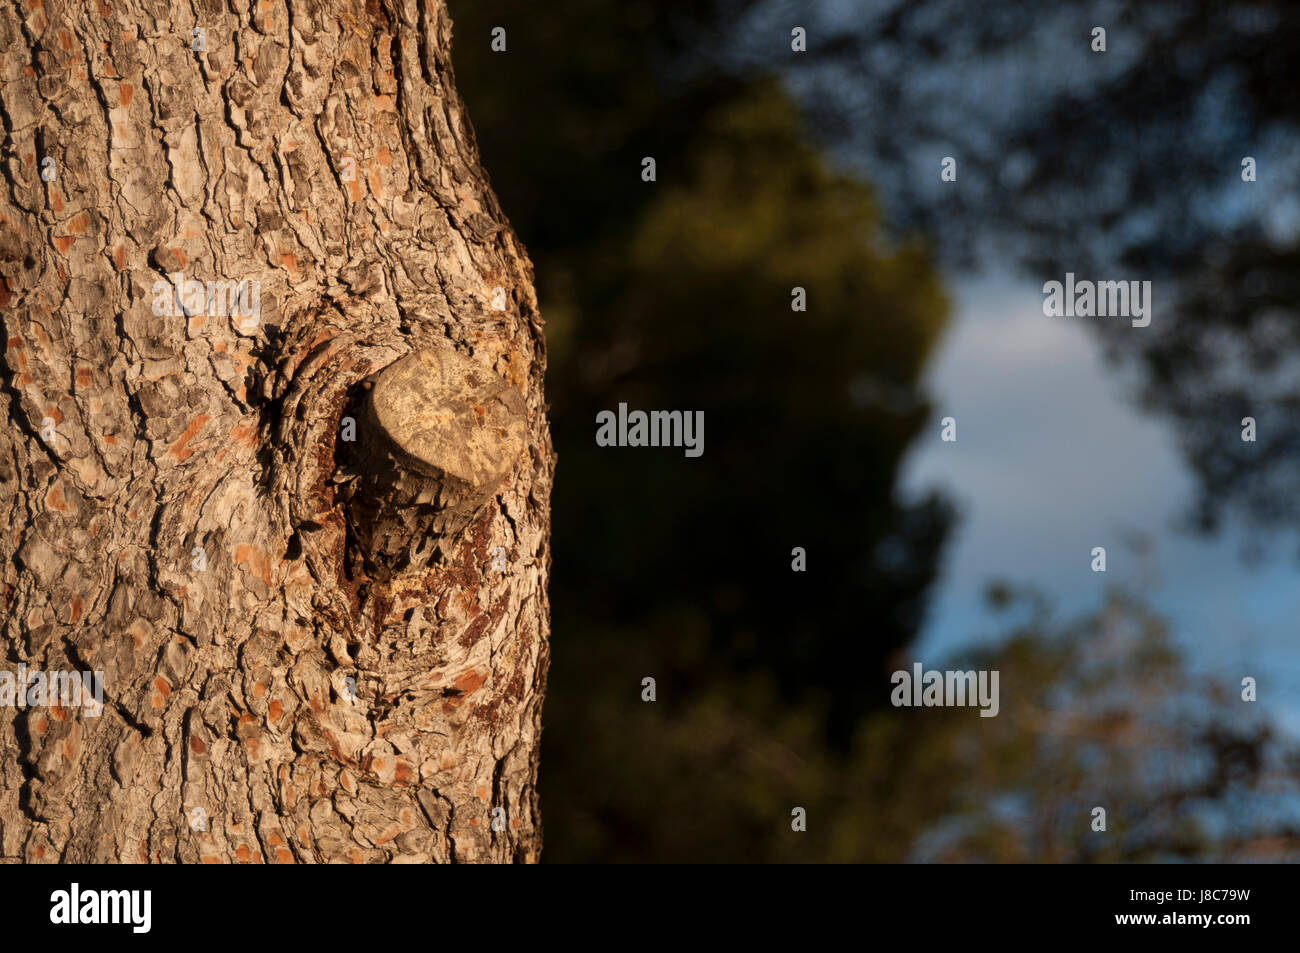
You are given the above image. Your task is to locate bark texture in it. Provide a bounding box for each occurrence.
[0,0,552,863]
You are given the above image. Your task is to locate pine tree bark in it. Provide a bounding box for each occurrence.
[0,0,552,863]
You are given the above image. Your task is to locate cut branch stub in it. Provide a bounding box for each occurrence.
[341,345,528,580]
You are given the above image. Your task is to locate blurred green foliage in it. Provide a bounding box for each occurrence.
[447,1,1300,862]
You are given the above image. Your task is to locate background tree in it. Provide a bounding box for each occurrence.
[0,0,551,862]
[450,0,1300,862]
[752,0,1300,545]
[451,0,954,861]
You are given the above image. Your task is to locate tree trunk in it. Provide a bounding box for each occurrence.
[0,0,552,863]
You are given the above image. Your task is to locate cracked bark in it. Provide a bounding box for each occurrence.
[0,0,552,863]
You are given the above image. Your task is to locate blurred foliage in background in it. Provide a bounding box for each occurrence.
[745,0,1300,548]
[447,0,1300,861]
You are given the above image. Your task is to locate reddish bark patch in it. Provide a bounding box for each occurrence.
[167,413,210,462]
[118,82,133,107]
[453,670,487,695]
[458,608,491,648]
[230,420,258,447]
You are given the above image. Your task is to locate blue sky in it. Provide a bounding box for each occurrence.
[899,272,1300,737]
